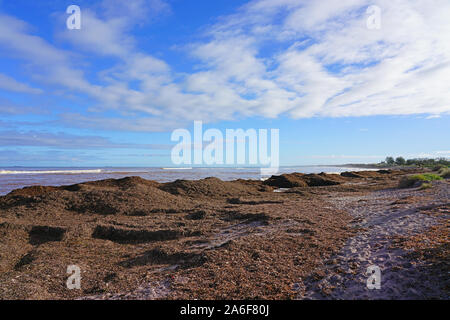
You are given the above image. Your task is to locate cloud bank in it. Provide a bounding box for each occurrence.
[0,0,449,131]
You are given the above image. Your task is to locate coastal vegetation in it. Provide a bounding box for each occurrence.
[381,157,450,168]
[437,167,450,178]
[398,173,444,188]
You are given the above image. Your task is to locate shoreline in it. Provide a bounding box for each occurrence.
[0,166,399,196]
[0,169,448,299]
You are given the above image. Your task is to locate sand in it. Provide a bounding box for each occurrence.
[300,180,449,299]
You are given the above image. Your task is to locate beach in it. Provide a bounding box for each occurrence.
[0,169,448,299]
[0,166,373,196]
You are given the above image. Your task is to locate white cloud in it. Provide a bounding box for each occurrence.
[0,130,172,149]
[0,0,449,131]
[0,97,48,115]
[0,73,42,94]
[184,0,450,121]
[0,13,101,96]
[59,10,133,57]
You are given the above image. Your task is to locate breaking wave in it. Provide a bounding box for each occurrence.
[0,169,103,175]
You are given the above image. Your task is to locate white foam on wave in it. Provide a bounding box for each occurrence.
[161,167,192,170]
[0,169,103,175]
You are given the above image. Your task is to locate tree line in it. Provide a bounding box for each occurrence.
[381,156,450,167]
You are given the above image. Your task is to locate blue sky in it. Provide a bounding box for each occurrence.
[0,0,449,167]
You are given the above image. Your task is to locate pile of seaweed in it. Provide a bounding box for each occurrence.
[1,176,192,216]
[159,177,267,199]
[263,173,344,188]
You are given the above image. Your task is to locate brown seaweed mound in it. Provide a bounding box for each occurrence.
[301,174,341,186]
[0,176,192,216]
[92,225,185,244]
[264,173,341,188]
[263,173,308,188]
[82,176,160,190]
[8,185,60,197]
[159,177,264,198]
[340,171,363,178]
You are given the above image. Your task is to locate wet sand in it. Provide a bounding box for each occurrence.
[0,170,448,299]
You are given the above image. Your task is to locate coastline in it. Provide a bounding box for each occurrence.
[0,165,387,196]
[0,169,448,299]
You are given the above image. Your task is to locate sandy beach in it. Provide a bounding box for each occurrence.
[0,169,448,300]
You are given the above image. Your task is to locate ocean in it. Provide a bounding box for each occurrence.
[0,166,371,195]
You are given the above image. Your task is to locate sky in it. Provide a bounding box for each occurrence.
[0,0,449,167]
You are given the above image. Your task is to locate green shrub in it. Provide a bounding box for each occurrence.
[398,173,443,188]
[437,167,450,179]
[388,157,450,168]
[410,173,443,181]
[385,156,395,166]
[395,156,406,165]
[419,183,432,190]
